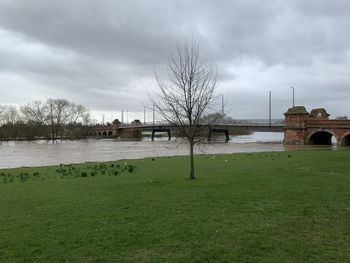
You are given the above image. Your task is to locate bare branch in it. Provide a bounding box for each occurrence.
[152,40,219,179]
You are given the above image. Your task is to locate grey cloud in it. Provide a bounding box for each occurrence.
[1,0,350,66]
[0,0,350,118]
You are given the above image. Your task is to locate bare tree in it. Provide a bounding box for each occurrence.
[65,103,90,138]
[46,98,89,141]
[153,41,218,179]
[0,105,19,124]
[21,99,89,141]
[0,105,20,140]
[21,100,51,139]
[21,100,47,126]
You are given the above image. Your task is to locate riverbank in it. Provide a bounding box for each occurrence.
[1,150,349,262]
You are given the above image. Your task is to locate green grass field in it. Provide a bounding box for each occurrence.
[1,150,350,262]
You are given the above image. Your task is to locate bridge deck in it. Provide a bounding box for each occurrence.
[118,124,284,132]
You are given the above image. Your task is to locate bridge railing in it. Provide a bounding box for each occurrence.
[122,124,286,128]
[306,119,350,128]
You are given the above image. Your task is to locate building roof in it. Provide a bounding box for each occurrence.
[284,106,309,115]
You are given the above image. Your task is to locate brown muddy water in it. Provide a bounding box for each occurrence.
[0,132,337,169]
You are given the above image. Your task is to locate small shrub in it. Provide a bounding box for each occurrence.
[127,165,135,173]
[18,173,29,182]
[81,172,87,177]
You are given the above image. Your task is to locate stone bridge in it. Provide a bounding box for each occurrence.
[88,119,143,139]
[284,106,350,145]
[88,119,284,141]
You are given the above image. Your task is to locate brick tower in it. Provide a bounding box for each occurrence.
[284,106,309,145]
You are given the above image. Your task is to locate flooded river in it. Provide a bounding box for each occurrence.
[0,132,336,169]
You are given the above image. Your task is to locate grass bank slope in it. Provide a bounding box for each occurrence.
[0,150,350,262]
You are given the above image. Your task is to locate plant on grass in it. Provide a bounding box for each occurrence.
[127,165,135,173]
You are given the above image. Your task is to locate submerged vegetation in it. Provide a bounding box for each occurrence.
[0,150,350,262]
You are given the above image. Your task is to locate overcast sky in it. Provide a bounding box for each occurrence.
[1,0,350,122]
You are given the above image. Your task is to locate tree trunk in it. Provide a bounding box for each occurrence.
[51,127,55,143]
[189,142,195,180]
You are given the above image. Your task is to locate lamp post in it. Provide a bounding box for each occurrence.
[152,104,155,126]
[220,93,224,117]
[269,90,272,127]
[291,86,295,107]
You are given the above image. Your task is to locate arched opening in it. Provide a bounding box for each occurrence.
[98,132,102,136]
[309,131,335,145]
[102,131,107,136]
[108,131,113,136]
[342,134,350,146]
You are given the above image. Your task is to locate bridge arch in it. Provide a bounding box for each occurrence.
[102,131,107,136]
[341,132,350,146]
[307,130,338,145]
[108,131,113,136]
[97,132,102,136]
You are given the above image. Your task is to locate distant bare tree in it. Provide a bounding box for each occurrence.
[65,103,90,138]
[153,41,218,179]
[0,105,19,124]
[0,105,20,140]
[21,99,89,141]
[46,98,89,141]
[21,100,49,139]
[21,100,47,126]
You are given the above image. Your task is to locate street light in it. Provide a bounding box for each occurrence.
[291,86,295,107]
[220,93,224,117]
[269,90,272,127]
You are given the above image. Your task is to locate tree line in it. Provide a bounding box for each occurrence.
[0,98,91,141]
